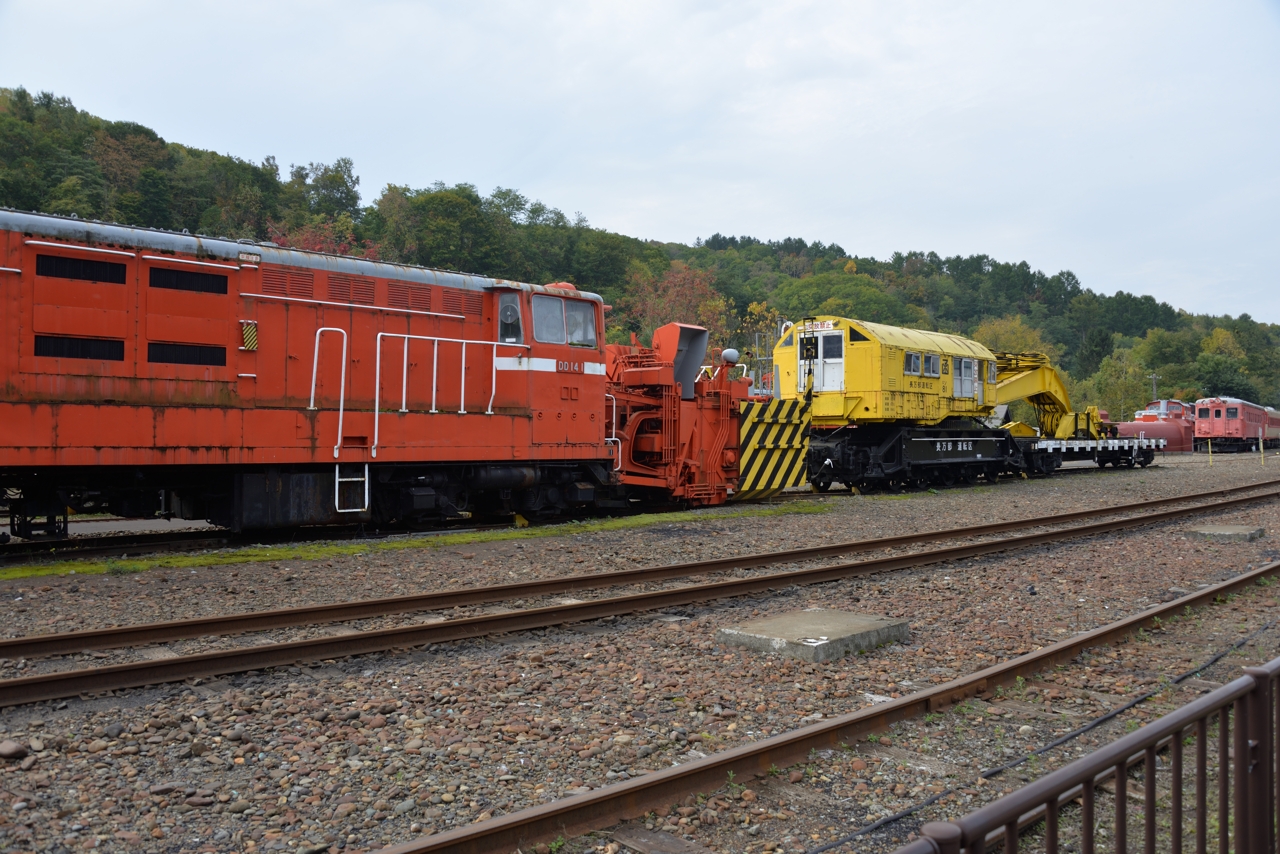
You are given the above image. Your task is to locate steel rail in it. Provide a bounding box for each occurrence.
[373,559,1280,854]
[0,529,234,565]
[0,488,1274,709]
[3,481,1277,660]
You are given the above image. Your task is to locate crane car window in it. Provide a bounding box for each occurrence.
[1227,407,1239,418]
[903,352,920,375]
[988,361,998,383]
[848,327,869,342]
[822,335,842,358]
[1199,408,1210,418]
[779,332,794,347]
[564,300,597,347]
[498,293,523,344]
[922,354,940,377]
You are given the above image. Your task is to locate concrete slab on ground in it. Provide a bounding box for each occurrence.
[1187,525,1264,542]
[613,827,715,853]
[716,609,909,662]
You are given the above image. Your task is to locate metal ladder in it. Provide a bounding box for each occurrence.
[335,463,370,514]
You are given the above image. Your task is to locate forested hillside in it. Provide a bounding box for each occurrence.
[2,86,1276,420]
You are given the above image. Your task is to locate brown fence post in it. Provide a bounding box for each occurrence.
[1244,668,1275,854]
[920,821,963,854]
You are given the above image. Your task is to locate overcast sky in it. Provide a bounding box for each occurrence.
[2,1,1278,320]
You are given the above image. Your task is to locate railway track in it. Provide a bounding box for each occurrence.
[0,459,1157,562]
[0,481,1275,709]
[372,559,1280,854]
[0,521,512,566]
[1,479,1276,663]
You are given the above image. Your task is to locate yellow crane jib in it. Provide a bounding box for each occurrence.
[993,352,1103,440]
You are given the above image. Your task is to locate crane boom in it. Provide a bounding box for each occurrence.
[994,352,1104,440]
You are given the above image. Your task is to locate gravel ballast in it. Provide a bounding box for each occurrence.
[0,454,1276,853]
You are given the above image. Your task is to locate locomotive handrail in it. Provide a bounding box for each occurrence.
[372,332,530,458]
[604,393,621,471]
[307,327,349,459]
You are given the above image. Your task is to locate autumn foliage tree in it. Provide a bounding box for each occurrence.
[620,264,733,346]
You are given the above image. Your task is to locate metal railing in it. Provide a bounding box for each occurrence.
[307,327,349,459]
[896,654,1280,854]
[371,332,529,458]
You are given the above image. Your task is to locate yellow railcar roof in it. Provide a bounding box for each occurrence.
[814,316,996,360]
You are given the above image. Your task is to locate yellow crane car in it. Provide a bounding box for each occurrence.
[772,316,1160,490]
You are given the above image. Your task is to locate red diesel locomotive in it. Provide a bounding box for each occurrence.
[1193,396,1280,452]
[0,210,784,538]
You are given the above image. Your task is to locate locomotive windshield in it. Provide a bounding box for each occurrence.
[532,295,598,347]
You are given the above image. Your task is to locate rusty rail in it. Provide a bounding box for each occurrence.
[898,656,1280,854]
[3,481,1276,660]
[373,560,1280,854]
[0,488,1274,709]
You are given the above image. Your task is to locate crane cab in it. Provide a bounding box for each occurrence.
[773,316,999,428]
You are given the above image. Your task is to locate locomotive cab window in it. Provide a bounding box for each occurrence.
[532,295,597,347]
[565,300,596,347]
[1215,409,1222,418]
[904,352,921,375]
[1227,407,1239,419]
[1199,408,1210,419]
[923,353,940,377]
[498,293,523,344]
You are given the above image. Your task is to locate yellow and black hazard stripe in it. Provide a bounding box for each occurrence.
[733,398,810,500]
[240,320,258,351]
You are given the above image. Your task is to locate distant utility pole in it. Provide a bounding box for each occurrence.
[1148,373,1161,400]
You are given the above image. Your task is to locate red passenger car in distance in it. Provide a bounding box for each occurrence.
[1193,397,1280,452]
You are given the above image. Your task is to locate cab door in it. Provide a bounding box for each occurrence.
[796,331,843,393]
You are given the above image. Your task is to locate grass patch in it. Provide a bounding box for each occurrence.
[0,501,834,582]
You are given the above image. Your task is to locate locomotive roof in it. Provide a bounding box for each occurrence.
[810,316,995,359]
[0,208,602,302]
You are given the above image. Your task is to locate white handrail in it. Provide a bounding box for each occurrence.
[604,393,620,471]
[372,332,529,458]
[334,463,369,513]
[308,327,349,459]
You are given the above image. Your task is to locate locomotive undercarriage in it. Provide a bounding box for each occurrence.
[0,460,627,539]
[806,419,1060,492]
